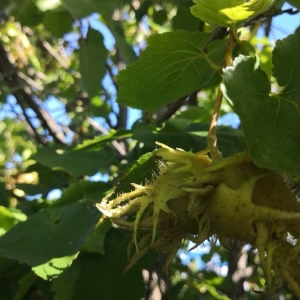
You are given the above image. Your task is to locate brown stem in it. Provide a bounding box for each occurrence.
[207,87,223,160]
[207,30,236,160]
[0,41,66,145]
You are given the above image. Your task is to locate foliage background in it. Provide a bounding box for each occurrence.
[0,0,299,299]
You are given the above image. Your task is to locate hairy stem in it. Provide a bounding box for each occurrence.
[207,30,236,160]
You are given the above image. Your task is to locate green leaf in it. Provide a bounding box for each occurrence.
[191,0,276,28]
[172,6,202,31]
[24,163,73,195]
[0,205,99,267]
[287,0,300,10]
[115,152,157,194]
[14,272,37,300]
[79,28,107,97]
[0,206,27,236]
[75,129,132,151]
[81,218,111,254]
[61,0,120,19]
[153,8,168,25]
[32,253,79,280]
[88,96,111,118]
[0,182,10,206]
[32,146,115,176]
[222,29,300,176]
[17,2,45,27]
[53,181,109,207]
[51,260,81,300]
[116,31,227,112]
[73,229,156,300]
[44,11,73,37]
[102,16,138,65]
[133,122,244,156]
[52,229,157,300]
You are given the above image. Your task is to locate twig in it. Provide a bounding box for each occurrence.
[17,71,43,90]
[0,41,66,145]
[156,95,189,125]
[87,117,127,156]
[207,87,223,160]
[206,30,235,160]
[41,40,70,69]
[15,92,48,145]
[105,62,119,91]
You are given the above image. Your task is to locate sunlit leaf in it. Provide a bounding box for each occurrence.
[191,0,276,28]
[32,253,79,280]
[116,31,227,112]
[222,28,300,176]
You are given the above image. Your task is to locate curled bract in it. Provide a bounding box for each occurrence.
[97,142,300,296]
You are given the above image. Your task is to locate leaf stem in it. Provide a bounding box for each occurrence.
[207,87,223,160]
[207,30,236,160]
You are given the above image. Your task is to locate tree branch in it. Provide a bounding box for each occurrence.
[0,41,66,145]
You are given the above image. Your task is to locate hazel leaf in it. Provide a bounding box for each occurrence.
[191,0,276,28]
[116,30,227,112]
[221,28,300,176]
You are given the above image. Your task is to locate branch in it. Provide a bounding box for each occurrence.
[0,41,66,145]
[207,87,223,160]
[106,62,119,91]
[206,30,236,160]
[105,62,128,130]
[87,117,127,156]
[155,95,188,126]
[41,40,70,69]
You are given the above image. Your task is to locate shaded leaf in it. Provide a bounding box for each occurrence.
[61,0,120,19]
[133,122,244,156]
[115,152,157,194]
[32,147,115,176]
[75,129,132,151]
[79,28,107,97]
[287,0,300,10]
[102,16,138,65]
[53,181,109,207]
[172,6,202,31]
[116,31,227,112]
[153,8,168,25]
[44,11,73,37]
[51,260,81,300]
[81,218,111,254]
[73,229,156,300]
[18,2,45,27]
[222,28,300,175]
[0,205,99,266]
[14,272,37,300]
[0,182,10,206]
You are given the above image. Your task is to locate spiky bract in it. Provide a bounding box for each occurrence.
[97,142,300,295]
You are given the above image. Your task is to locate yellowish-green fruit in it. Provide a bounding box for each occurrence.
[97,142,300,296]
